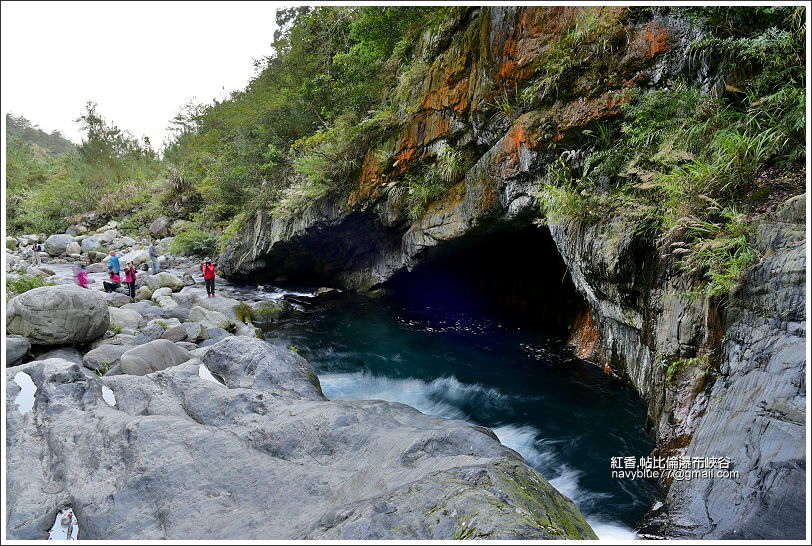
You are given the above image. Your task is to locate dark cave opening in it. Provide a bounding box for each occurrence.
[384,225,589,334]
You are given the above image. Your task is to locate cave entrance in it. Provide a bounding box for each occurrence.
[384,225,588,334]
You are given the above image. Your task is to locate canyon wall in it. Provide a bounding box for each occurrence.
[219,6,806,538]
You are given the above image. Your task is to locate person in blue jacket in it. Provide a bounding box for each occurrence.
[107,250,121,275]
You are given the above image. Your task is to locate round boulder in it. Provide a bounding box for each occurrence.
[149,215,171,237]
[43,234,75,256]
[6,285,110,345]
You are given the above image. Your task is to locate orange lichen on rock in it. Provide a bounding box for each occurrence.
[568,307,601,360]
[625,22,670,65]
[347,153,383,208]
[555,88,634,131]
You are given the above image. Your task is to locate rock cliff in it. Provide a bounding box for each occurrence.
[217,5,806,539]
[6,337,596,540]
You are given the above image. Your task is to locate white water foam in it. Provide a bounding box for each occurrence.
[318,371,639,539]
[13,372,37,414]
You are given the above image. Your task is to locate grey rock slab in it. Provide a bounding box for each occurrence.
[6,285,110,345]
[5,345,595,540]
[119,338,190,375]
[181,321,208,343]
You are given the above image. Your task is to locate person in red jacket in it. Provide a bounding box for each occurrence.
[201,257,217,297]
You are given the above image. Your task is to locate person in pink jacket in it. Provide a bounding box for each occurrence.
[75,264,89,288]
[123,261,137,298]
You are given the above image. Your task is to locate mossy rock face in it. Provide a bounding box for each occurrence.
[249,300,292,323]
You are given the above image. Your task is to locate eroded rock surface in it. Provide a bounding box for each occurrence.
[5,338,596,540]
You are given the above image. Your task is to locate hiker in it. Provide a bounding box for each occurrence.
[75,264,89,288]
[201,257,217,297]
[30,242,42,265]
[123,261,137,298]
[103,271,121,292]
[107,250,121,275]
[149,239,160,274]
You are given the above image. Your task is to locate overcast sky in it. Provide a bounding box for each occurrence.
[1,1,281,150]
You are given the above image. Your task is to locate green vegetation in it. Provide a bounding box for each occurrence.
[108,322,123,335]
[163,6,463,231]
[6,272,55,300]
[537,6,805,298]
[6,107,163,234]
[169,226,218,258]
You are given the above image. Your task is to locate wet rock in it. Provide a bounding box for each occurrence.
[6,335,30,367]
[119,338,190,375]
[43,234,74,256]
[83,344,130,373]
[250,300,292,323]
[6,285,109,345]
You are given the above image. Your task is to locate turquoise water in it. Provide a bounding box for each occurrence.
[264,294,660,538]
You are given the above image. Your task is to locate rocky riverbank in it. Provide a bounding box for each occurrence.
[5,226,598,540]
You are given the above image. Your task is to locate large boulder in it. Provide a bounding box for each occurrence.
[149,215,171,237]
[81,236,102,253]
[43,234,75,256]
[135,286,153,301]
[6,348,595,540]
[119,339,190,375]
[6,236,19,250]
[189,306,235,331]
[108,307,142,330]
[145,272,184,292]
[6,286,110,345]
[6,335,30,367]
